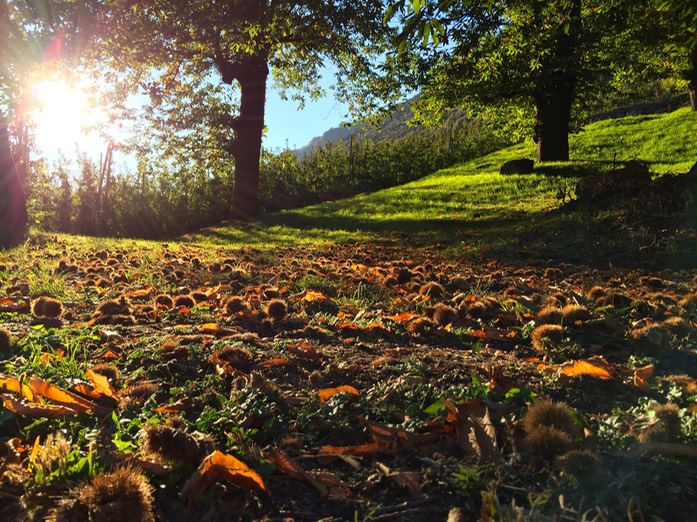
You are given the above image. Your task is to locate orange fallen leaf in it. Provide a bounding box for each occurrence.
[302,290,327,303]
[558,356,617,381]
[2,394,79,417]
[85,369,118,399]
[469,328,517,341]
[28,377,99,413]
[633,364,655,391]
[318,385,360,403]
[388,312,419,323]
[0,375,34,401]
[180,450,266,508]
[0,298,29,313]
[319,442,383,457]
[260,357,292,368]
[199,323,236,336]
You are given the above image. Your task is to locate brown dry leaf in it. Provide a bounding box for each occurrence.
[319,442,383,457]
[0,374,34,401]
[445,400,500,462]
[154,399,192,413]
[302,290,327,303]
[72,383,104,400]
[558,356,617,381]
[318,385,360,403]
[85,369,118,399]
[287,342,323,361]
[377,462,422,498]
[0,298,29,313]
[180,450,266,508]
[268,448,328,495]
[634,364,655,391]
[469,327,517,341]
[260,357,292,368]
[2,394,79,417]
[28,377,99,413]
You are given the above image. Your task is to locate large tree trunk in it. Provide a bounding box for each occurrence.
[217,53,268,220]
[0,113,28,249]
[534,87,574,162]
[688,43,697,112]
[532,0,581,163]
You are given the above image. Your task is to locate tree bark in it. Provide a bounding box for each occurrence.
[532,0,581,163]
[217,53,268,220]
[0,113,28,249]
[534,87,574,162]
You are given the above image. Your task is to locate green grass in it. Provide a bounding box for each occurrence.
[3,107,695,265]
[181,107,697,262]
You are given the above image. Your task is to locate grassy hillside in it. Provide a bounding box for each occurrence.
[189,107,697,267]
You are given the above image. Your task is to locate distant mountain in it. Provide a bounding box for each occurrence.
[294,99,425,156]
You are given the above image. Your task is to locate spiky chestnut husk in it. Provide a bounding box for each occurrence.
[432,303,458,326]
[225,296,247,314]
[522,399,578,438]
[0,327,13,352]
[154,294,174,308]
[216,345,254,373]
[419,282,445,299]
[561,304,590,323]
[637,403,682,443]
[530,324,565,351]
[51,467,155,522]
[630,325,671,356]
[524,425,574,467]
[265,299,288,321]
[31,296,63,318]
[536,306,563,325]
[555,449,601,481]
[141,425,214,464]
[173,294,195,308]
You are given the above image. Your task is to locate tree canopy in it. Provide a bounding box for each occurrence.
[83,0,393,219]
[384,0,693,162]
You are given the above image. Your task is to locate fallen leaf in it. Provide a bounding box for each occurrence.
[558,356,617,381]
[302,290,327,303]
[28,377,99,413]
[0,375,34,401]
[377,462,422,498]
[2,394,80,417]
[633,364,655,391]
[85,369,118,399]
[445,400,500,462]
[388,312,419,323]
[180,450,266,508]
[268,448,328,496]
[318,385,360,403]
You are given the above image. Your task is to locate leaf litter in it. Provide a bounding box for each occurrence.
[0,240,696,520]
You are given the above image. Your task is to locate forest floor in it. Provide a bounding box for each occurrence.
[1,108,697,521]
[1,230,696,521]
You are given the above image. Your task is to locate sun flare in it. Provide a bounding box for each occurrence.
[31,77,108,154]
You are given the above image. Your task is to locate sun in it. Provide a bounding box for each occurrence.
[30,76,108,155]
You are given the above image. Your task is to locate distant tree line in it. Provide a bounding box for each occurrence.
[24,117,505,238]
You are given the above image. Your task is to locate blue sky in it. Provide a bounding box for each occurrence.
[264,87,349,151]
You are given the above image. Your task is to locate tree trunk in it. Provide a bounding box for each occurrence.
[532,0,580,163]
[688,43,696,112]
[217,53,268,220]
[534,88,574,162]
[0,113,28,249]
